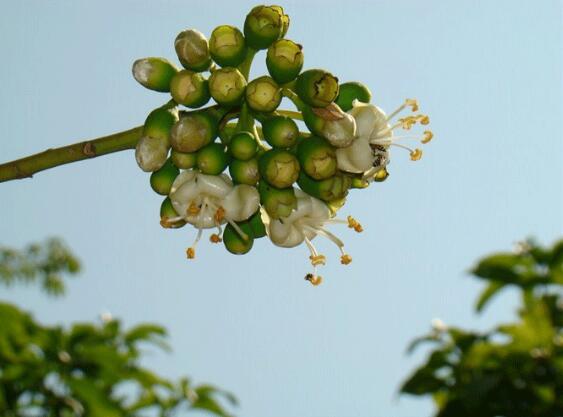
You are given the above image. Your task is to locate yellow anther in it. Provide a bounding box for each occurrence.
[305,273,323,286]
[214,207,225,223]
[347,216,364,233]
[421,130,433,144]
[187,202,200,216]
[399,116,417,130]
[309,254,326,266]
[410,148,423,161]
[160,217,172,229]
[406,98,419,112]
[419,115,430,125]
[209,233,222,243]
[340,254,352,265]
[186,247,195,259]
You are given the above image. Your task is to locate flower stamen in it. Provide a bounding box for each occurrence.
[347,216,363,233]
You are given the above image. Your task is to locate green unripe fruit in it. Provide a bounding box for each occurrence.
[174,29,211,72]
[266,39,303,84]
[297,172,352,202]
[170,70,210,108]
[335,81,372,111]
[132,57,178,92]
[209,25,247,67]
[208,67,247,106]
[248,210,266,238]
[170,113,217,153]
[297,136,337,180]
[171,150,197,169]
[244,5,288,50]
[197,143,229,175]
[160,197,186,228]
[295,69,339,108]
[259,182,297,219]
[223,222,254,255]
[229,131,258,160]
[245,76,282,112]
[262,116,299,148]
[143,107,179,143]
[229,158,260,185]
[150,159,180,195]
[259,149,300,188]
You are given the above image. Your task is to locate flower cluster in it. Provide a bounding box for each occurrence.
[132,5,433,285]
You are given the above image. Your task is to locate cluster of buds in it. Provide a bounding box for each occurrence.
[132,5,433,286]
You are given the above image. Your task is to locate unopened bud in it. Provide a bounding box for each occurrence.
[297,136,337,180]
[244,5,288,50]
[150,159,180,195]
[135,136,169,172]
[259,149,300,188]
[229,131,258,160]
[229,158,260,185]
[262,116,299,148]
[196,143,230,175]
[259,182,297,219]
[335,81,372,111]
[223,222,254,254]
[170,70,210,108]
[208,67,247,106]
[175,29,211,72]
[210,25,247,67]
[295,69,339,108]
[143,107,179,143]
[171,150,197,169]
[245,76,282,112]
[297,171,351,202]
[132,58,178,92]
[170,113,217,153]
[160,197,186,228]
[266,39,303,84]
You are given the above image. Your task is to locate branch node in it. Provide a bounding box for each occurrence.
[82,142,97,157]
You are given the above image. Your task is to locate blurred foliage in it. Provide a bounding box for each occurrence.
[0,240,236,417]
[0,239,80,296]
[401,239,563,417]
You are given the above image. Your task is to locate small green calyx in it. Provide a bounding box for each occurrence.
[229,131,258,160]
[174,29,212,72]
[245,76,282,112]
[266,39,303,84]
[335,81,372,111]
[150,159,180,195]
[259,149,300,188]
[297,136,337,180]
[296,69,339,108]
[132,58,178,92]
[244,5,288,50]
[209,67,247,106]
[209,25,247,67]
[170,70,210,108]
[196,143,230,175]
[170,113,217,153]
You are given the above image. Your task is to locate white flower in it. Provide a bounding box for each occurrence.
[336,99,433,176]
[163,170,260,258]
[266,189,363,285]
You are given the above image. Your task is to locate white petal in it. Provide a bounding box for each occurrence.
[336,137,373,173]
[349,102,388,140]
[323,113,357,148]
[222,185,260,222]
[269,219,305,248]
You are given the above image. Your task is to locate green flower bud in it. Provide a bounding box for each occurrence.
[196,143,229,175]
[150,159,180,195]
[248,210,266,238]
[229,158,260,185]
[209,25,247,67]
[297,136,337,180]
[132,57,178,92]
[229,131,258,160]
[171,149,197,169]
[259,149,300,188]
[295,69,339,108]
[244,5,287,50]
[266,39,303,84]
[335,81,372,111]
[208,67,247,106]
[174,29,211,72]
[143,107,179,143]
[297,171,352,202]
[223,222,254,254]
[262,116,299,148]
[160,197,186,228]
[135,136,169,172]
[170,112,217,153]
[259,182,297,219]
[245,76,282,112]
[170,70,210,108]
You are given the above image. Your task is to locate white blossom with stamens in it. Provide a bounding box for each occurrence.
[165,170,259,257]
[336,99,432,176]
[266,189,361,285]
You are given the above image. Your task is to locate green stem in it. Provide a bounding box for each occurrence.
[237,47,257,80]
[277,110,303,121]
[0,126,143,183]
[281,88,306,112]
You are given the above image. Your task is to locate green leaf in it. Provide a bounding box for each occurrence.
[474,281,505,312]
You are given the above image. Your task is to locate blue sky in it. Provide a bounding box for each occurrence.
[0,1,561,416]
